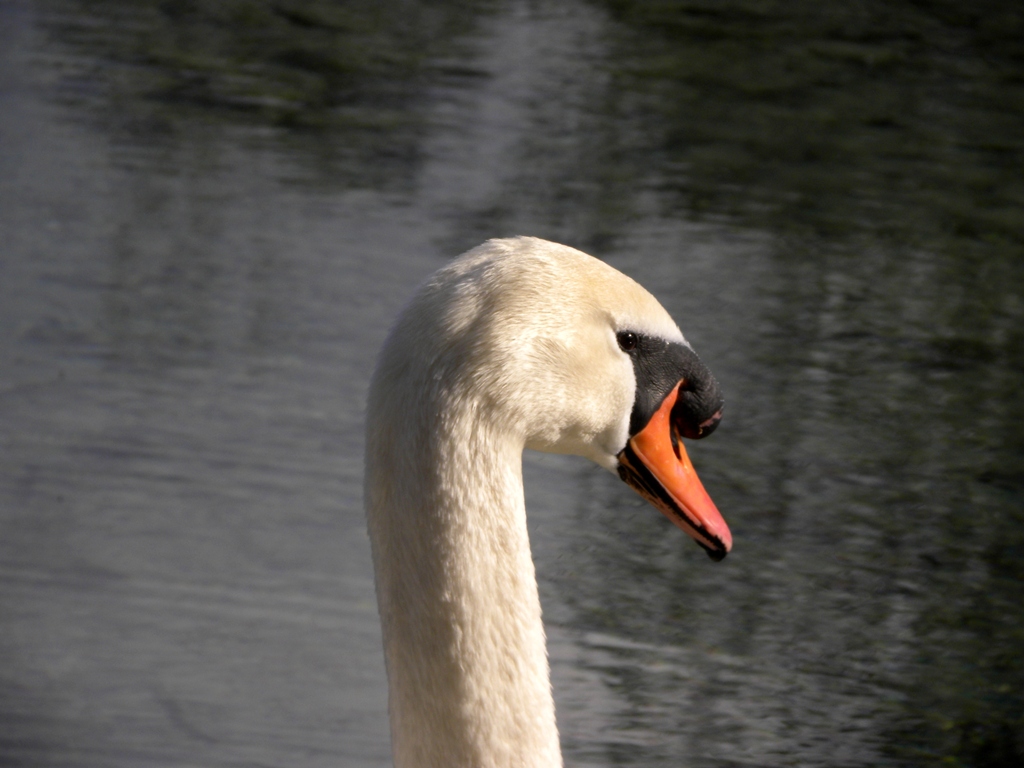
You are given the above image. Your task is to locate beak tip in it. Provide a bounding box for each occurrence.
[704,526,732,561]
[706,547,728,562]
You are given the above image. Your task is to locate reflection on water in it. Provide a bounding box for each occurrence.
[42,0,498,192]
[2,0,1022,766]
[600,1,1024,251]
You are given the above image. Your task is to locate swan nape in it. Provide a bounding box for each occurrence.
[365,236,730,767]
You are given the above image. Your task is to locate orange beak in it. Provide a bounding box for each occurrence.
[617,382,732,560]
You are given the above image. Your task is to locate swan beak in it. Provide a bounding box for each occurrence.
[617,383,732,560]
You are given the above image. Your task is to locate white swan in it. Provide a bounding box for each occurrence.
[365,237,731,768]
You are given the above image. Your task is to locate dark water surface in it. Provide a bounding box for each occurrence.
[2,1,1022,766]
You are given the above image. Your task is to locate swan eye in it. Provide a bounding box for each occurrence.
[617,331,638,352]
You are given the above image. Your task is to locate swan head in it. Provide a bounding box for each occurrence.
[377,236,731,558]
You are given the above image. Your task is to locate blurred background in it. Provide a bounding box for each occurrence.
[1,1,1022,766]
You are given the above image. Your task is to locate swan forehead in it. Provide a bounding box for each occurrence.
[592,282,685,346]
[450,237,685,345]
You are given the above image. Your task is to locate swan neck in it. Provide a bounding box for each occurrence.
[366,397,561,768]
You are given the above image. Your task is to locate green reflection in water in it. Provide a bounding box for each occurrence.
[597,0,1024,254]
[42,0,497,189]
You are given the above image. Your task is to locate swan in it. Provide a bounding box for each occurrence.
[365,237,731,768]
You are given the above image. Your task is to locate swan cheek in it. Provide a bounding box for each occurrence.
[616,383,732,560]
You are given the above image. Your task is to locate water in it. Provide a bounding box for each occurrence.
[1,1,1022,766]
